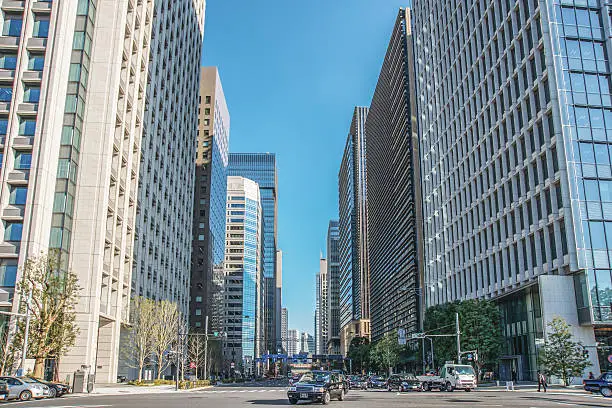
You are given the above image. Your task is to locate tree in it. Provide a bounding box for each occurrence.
[151,300,180,379]
[424,299,503,373]
[0,322,16,376]
[121,297,156,382]
[347,337,371,374]
[16,253,80,378]
[188,333,207,379]
[540,317,591,386]
[371,331,402,375]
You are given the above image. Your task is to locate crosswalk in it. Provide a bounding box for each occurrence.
[196,388,285,394]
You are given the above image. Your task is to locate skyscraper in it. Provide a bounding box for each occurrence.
[287,329,300,356]
[0,0,205,383]
[228,153,279,353]
[315,257,328,354]
[281,307,288,353]
[300,332,314,355]
[275,249,283,350]
[338,107,371,355]
[365,8,422,342]
[326,221,341,355]
[190,67,230,333]
[414,0,607,379]
[222,176,263,375]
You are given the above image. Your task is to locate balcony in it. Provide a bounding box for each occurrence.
[26,38,47,52]
[21,70,43,84]
[0,36,19,51]
[17,103,38,116]
[12,136,34,149]
[1,1,25,13]
[2,206,24,220]
[7,170,30,185]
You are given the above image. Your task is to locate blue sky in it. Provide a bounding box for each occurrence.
[201,0,411,335]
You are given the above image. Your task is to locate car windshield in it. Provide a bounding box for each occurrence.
[373,376,385,381]
[402,375,417,380]
[20,378,38,384]
[350,376,362,381]
[453,366,475,375]
[299,372,330,384]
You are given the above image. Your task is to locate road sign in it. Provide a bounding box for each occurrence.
[398,328,407,345]
[189,362,196,369]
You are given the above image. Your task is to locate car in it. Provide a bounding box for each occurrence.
[349,375,368,390]
[368,375,387,389]
[0,376,50,401]
[27,377,70,397]
[0,379,8,401]
[287,370,346,405]
[584,372,612,397]
[387,374,422,392]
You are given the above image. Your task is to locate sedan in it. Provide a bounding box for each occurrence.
[0,376,50,401]
[27,377,70,397]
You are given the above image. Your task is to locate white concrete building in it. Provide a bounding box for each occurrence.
[0,0,205,384]
[287,329,299,357]
[281,307,288,353]
[315,257,328,355]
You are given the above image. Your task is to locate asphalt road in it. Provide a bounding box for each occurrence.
[8,388,612,407]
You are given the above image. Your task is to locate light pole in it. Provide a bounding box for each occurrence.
[1,305,29,376]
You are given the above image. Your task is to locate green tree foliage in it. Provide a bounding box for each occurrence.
[540,317,591,386]
[347,337,371,374]
[424,299,503,373]
[370,330,402,375]
[15,252,80,379]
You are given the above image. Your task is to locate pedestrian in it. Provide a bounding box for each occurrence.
[537,370,547,393]
[512,369,517,383]
[589,372,595,380]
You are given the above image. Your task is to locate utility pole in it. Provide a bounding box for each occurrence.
[455,312,461,363]
[204,316,209,380]
[19,290,32,376]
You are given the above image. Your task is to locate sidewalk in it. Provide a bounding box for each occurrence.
[73,383,213,396]
[477,382,587,393]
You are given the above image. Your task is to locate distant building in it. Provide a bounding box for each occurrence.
[339,107,371,355]
[287,329,300,356]
[276,250,283,350]
[365,8,422,341]
[300,332,315,355]
[315,257,328,354]
[281,308,288,353]
[190,67,230,333]
[326,221,341,355]
[222,177,264,375]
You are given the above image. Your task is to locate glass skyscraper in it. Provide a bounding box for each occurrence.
[414,0,609,379]
[228,153,279,352]
[326,220,341,355]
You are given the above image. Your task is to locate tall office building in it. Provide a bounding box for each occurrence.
[0,0,205,383]
[414,0,610,379]
[315,256,328,354]
[365,8,422,342]
[190,67,230,332]
[281,307,288,353]
[275,249,283,350]
[221,177,263,374]
[300,332,314,355]
[287,329,300,356]
[326,221,341,355]
[228,153,278,353]
[338,107,371,355]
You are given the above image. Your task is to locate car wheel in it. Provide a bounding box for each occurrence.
[422,382,429,392]
[464,388,472,392]
[289,398,298,405]
[19,390,32,401]
[602,387,612,398]
[446,382,454,392]
[322,391,331,405]
[49,388,57,398]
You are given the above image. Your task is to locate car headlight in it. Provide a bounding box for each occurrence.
[314,387,325,393]
[288,386,296,392]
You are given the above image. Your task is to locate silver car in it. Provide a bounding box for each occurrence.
[0,376,50,401]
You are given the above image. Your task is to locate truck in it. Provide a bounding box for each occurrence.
[583,372,612,397]
[417,363,477,392]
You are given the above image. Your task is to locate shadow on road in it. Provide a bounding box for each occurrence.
[246,399,289,405]
[518,396,609,408]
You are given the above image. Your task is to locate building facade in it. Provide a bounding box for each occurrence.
[275,249,283,350]
[365,8,422,342]
[300,332,314,355]
[326,220,341,355]
[281,307,288,353]
[228,153,279,353]
[287,329,300,356]
[0,0,205,383]
[221,177,263,375]
[315,257,328,354]
[190,67,230,332]
[338,107,371,355]
[413,0,609,380]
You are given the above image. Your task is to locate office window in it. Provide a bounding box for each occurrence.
[14,152,31,169]
[18,119,36,136]
[24,86,40,103]
[4,222,22,241]
[0,118,8,135]
[2,17,22,37]
[195,296,202,302]
[9,186,27,205]
[0,264,17,287]
[195,309,202,316]
[32,18,50,38]
[0,53,17,69]
[0,87,12,102]
[28,55,45,71]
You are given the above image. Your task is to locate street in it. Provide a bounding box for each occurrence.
[7,388,612,408]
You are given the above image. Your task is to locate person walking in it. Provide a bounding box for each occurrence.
[589,372,595,380]
[537,371,547,392]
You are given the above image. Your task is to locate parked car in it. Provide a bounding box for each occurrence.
[0,379,8,401]
[349,375,368,390]
[287,370,346,405]
[584,372,612,397]
[0,376,50,401]
[387,374,422,392]
[368,375,387,389]
[27,377,70,398]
